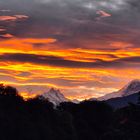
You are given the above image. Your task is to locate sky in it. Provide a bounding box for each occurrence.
[0,0,140,100]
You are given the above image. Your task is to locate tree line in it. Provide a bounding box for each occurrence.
[0,84,140,140]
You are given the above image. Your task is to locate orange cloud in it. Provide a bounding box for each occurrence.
[0,15,28,21]
[0,33,14,38]
[96,10,111,20]
[0,37,139,100]
[110,41,133,48]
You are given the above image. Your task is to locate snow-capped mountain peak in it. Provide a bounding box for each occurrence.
[98,79,140,101]
[120,79,140,96]
[42,88,69,105]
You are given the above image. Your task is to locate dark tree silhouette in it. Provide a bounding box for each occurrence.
[0,85,139,140]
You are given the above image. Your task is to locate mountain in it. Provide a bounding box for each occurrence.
[106,91,140,109]
[71,99,80,104]
[42,79,140,107]
[98,79,140,101]
[42,88,69,105]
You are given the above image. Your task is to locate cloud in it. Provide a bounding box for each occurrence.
[0,53,140,69]
[96,10,111,20]
[0,0,138,50]
[0,9,11,12]
[37,0,129,11]
[0,0,139,99]
[0,28,6,32]
[0,15,28,21]
[0,33,14,38]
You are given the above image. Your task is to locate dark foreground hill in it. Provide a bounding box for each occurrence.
[0,84,140,140]
[106,92,140,109]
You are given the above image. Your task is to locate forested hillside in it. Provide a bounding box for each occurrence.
[0,85,140,140]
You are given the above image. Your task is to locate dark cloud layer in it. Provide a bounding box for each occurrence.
[0,53,140,69]
[0,0,140,50]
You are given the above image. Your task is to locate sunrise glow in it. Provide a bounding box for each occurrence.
[0,0,139,100]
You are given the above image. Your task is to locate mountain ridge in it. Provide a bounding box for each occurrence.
[41,79,140,106]
[97,79,140,101]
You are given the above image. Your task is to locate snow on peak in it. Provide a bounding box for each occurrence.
[120,79,140,96]
[98,79,140,101]
[42,88,69,105]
